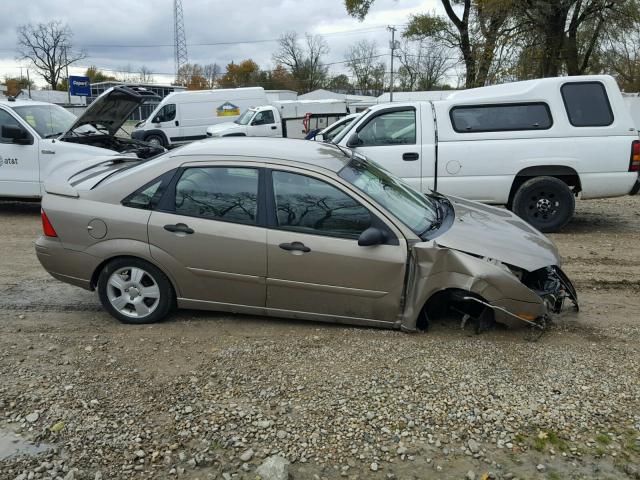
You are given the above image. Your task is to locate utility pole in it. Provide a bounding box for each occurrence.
[64,46,71,105]
[388,26,397,102]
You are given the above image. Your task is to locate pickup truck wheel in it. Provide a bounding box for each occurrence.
[97,258,174,324]
[512,176,575,233]
[145,134,165,148]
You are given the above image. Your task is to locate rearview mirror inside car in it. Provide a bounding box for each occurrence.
[358,227,386,247]
[2,125,33,145]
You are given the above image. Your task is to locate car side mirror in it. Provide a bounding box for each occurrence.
[315,133,324,142]
[358,227,386,247]
[346,132,362,148]
[2,125,33,145]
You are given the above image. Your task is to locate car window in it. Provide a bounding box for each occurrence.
[357,109,416,146]
[122,180,162,209]
[450,103,553,133]
[254,110,275,125]
[272,171,371,239]
[155,104,176,123]
[0,109,22,143]
[561,82,614,127]
[175,167,259,224]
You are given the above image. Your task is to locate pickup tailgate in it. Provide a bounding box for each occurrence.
[44,156,141,197]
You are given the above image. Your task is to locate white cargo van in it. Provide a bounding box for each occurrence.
[206,99,348,139]
[0,86,163,199]
[333,75,640,232]
[131,87,268,147]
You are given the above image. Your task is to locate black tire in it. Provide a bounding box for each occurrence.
[145,134,166,148]
[97,258,174,324]
[511,176,575,233]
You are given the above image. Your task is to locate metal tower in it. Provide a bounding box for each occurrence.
[173,0,188,80]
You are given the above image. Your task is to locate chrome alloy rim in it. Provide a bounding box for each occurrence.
[107,267,160,318]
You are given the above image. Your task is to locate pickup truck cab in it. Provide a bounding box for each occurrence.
[334,75,640,232]
[0,86,163,199]
[207,100,347,139]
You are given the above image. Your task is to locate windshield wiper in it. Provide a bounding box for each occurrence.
[44,132,64,139]
[419,198,444,237]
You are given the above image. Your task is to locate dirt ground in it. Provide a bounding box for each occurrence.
[0,196,639,480]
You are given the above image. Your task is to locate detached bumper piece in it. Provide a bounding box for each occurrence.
[522,266,579,314]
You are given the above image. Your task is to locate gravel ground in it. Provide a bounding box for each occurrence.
[0,196,639,480]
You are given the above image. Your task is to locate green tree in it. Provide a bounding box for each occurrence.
[85,66,117,83]
[218,60,263,88]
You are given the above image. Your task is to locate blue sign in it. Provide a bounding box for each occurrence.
[69,76,91,96]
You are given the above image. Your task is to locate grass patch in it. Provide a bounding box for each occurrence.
[547,431,569,452]
[547,471,562,480]
[596,433,612,445]
[531,430,569,452]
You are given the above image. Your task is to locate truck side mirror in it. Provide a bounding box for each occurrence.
[2,125,33,145]
[346,132,362,148]
[358,227,386,247]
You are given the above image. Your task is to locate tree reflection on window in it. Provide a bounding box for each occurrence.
[175,167,258,224]
[273,171,371,238]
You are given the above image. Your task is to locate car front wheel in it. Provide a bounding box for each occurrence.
[511,176,575,233]
[97,258,174,324]
[145,134,165,148]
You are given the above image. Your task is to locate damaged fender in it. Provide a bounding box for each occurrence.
[401,242,547,331]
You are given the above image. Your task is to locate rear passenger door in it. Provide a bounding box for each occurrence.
[148,165,267,309]
[264,168,407,323]
[340,107,423,191]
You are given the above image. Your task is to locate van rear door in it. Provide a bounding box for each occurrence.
[341,106,423,192]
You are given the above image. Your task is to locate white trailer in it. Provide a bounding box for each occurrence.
[206,99,348,139]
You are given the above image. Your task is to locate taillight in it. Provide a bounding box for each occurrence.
[41,210,58,237]
[631,140,640,172]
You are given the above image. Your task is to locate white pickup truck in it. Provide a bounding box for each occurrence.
[206,100,348,139]
[333,75,640,232]
[0,86,163,198]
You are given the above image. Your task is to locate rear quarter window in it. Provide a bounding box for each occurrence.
[561,82,614,127]
[450,103,553,133]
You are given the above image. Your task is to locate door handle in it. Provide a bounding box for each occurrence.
[175,120,179,126]
[271,125,277,130]
[41,150,55,155]
[279,241,311,253]
[403,152,420,161]
[164,223,194,234]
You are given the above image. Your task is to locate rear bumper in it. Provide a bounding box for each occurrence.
[35,237,101,290]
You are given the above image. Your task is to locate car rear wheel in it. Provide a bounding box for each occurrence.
[97,258,174,324]
[512,176,575,233]
[145,134,165,148]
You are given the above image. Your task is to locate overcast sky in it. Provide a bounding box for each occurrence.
[0,0,445,87]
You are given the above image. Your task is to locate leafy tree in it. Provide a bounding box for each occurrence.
[273,32,330,92]
[345,0,514,88]
[85,66,117,83]
[16,20,86,90]
[3,76,35,96]
[327,74,353,92]
[218,60,263,88]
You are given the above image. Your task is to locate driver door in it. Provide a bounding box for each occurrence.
[152,103,182,144]
[340,107,423,191]
[251,109,280,137]
[0,109,39,197]
[265,168,407,323]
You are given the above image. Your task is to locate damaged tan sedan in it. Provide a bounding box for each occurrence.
[36,138,578,331]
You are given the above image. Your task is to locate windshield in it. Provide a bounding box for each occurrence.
[13,104,97,138]
[234,109,256,125]
[332,109,369,144]
[323,115,359,142]
[340,156,438,237]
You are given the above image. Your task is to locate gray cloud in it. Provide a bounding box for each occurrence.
[1,0,440,85]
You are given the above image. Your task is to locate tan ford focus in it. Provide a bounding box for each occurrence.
[36,138,578,331]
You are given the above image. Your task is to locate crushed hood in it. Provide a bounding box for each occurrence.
[62,86,159,137]
[435,195,561,271]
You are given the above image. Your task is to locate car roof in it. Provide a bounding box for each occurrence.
[0,98,56,108]
[168,137,352,173]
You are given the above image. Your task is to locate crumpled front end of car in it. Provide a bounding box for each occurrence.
[401,243,579,333]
